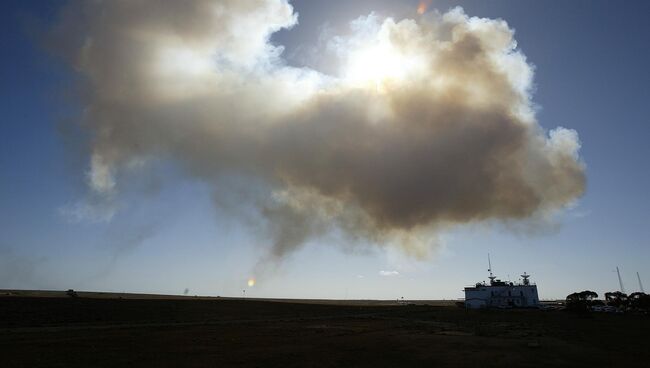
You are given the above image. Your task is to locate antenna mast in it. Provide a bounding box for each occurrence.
[638,272,645,293]
[616,266,625,293]
[487,253,496,285]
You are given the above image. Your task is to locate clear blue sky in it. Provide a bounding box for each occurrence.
[1,0,649,300]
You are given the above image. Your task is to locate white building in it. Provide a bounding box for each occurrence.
[464,270,539,309]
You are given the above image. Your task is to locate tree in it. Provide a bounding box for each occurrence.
[591,299,605,307]
[578,290,598,301]
[66,289,78,298]
[628,292,649,310]
[605,291,628,308]
[566,290,598,312]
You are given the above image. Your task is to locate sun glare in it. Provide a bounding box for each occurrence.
[247,278,256,287]
[344,43,421,92]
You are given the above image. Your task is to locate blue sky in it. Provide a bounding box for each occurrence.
[1,0,649,300]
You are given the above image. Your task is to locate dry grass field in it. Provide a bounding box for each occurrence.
[1,291,648,367]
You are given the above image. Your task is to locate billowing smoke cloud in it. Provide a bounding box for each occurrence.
[50,1,585,264]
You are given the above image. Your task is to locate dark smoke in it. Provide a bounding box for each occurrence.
[51,1,585,264]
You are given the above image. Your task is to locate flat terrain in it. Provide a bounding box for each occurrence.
[1,292,648,367]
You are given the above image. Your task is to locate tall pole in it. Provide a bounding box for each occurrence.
[487,253,496,284]
[616,267,625,294]
[638,272,645,293]
[488,253,492,275]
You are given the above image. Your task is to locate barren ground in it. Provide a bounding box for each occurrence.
[1,292,647,367]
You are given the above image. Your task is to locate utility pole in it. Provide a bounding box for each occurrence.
[638,272,645,293]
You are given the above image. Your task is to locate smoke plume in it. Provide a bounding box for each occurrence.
[50,1,585,262]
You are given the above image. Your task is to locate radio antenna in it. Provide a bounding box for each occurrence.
[487,253,496,285]
[638,272,645,293]
[616,266,625,293]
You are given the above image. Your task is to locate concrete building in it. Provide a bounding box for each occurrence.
[464,257,539,309]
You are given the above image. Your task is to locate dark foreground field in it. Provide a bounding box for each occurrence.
[1,294,648,367]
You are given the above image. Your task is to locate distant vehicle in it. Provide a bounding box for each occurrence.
[591,305,604,312]
[604,306,619,313]
[593,305,618,313]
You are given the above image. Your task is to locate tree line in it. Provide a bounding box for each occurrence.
[565,290,649,313]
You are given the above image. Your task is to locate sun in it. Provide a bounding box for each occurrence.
[247,278,255,287]
[344,42,422,92]
[346,45,399,85]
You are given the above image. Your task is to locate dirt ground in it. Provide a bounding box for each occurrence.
[1,293,648,367]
